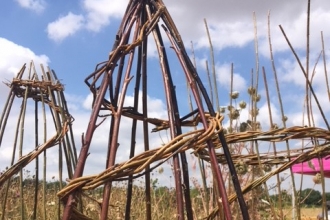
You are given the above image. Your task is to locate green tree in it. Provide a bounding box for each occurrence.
[325,192,330,201]
[299,188,322,206]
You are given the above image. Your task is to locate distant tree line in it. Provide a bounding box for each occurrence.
[269,188,330,207]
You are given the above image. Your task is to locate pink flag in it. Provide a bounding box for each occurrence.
[292,157,330,178]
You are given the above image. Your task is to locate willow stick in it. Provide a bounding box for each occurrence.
[251,12,260,219]
[277,25,302,220]
[152,19,187,220]
[309,52,328,220]
[18,77,30,220]
[205,60,214,107]
[321,31,330,220]
[124,16,143,220]
[266,13,284,217]
[33,72,39,220]
[0,67,24,220]
[230,63,234,131]
[101,29,137,220]
[204,19,220,112]
[305,0,311,128]
[262,67,279,220]
[279,25,330,130]
[163,25,233,220]
[40,64,48,220]
[0,65,25,145]
[142,5,153,220]
[321,31,330,102]
[309,52,322,128]
[189,42,210,216]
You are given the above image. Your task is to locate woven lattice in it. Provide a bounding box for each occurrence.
[59,0,248,219]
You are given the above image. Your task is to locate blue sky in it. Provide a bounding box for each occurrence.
[1,0,330,194]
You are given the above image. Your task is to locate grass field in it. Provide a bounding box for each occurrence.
[282,208,321,220]
[0,177,327,220]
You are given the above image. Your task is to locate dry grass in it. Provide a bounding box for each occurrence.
[0,173,325,220]
[282,208,320,220]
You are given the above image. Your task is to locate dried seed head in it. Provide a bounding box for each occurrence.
[252,94,261,102]
[235,161,248,175]
[263,164,272,172]
[229,146,235,154]
[250,108,259,117]
[227,126,233,133]
[239,122,248,132]
[228,109,240,120]
[313,173,322,184]
[282,116,288,122]
[255,121,261,131]
[230,91,239,99]
[227,105,234,111]
[158,167,164,174]
[239,101,247,109]
[220,106,226,113]
[272,123,279,130]
[247,86,256,95]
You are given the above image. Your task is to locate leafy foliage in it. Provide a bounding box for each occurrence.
[299,188,323,206]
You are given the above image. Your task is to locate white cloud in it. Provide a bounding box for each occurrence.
[195,21,254,50]
[278,54,330,90]
[256,102,281,130]
[275,54,330,118]
[163,0,330,56]
[287,111,316,127]
[15,0,46,13]
[214,63,247,92]
[47,12,85,42]
[259,7,330,57]
[46,0,128,42]
[45,0,330,55]
[82,93,94,110]
[83,0,128,32]
[64,93,88,112]
[0,38,49,76]
[0,38,49,101]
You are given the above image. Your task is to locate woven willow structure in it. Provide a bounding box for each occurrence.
[59,0,248,219]
[57,0,330,220]
[0,61,78,219]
